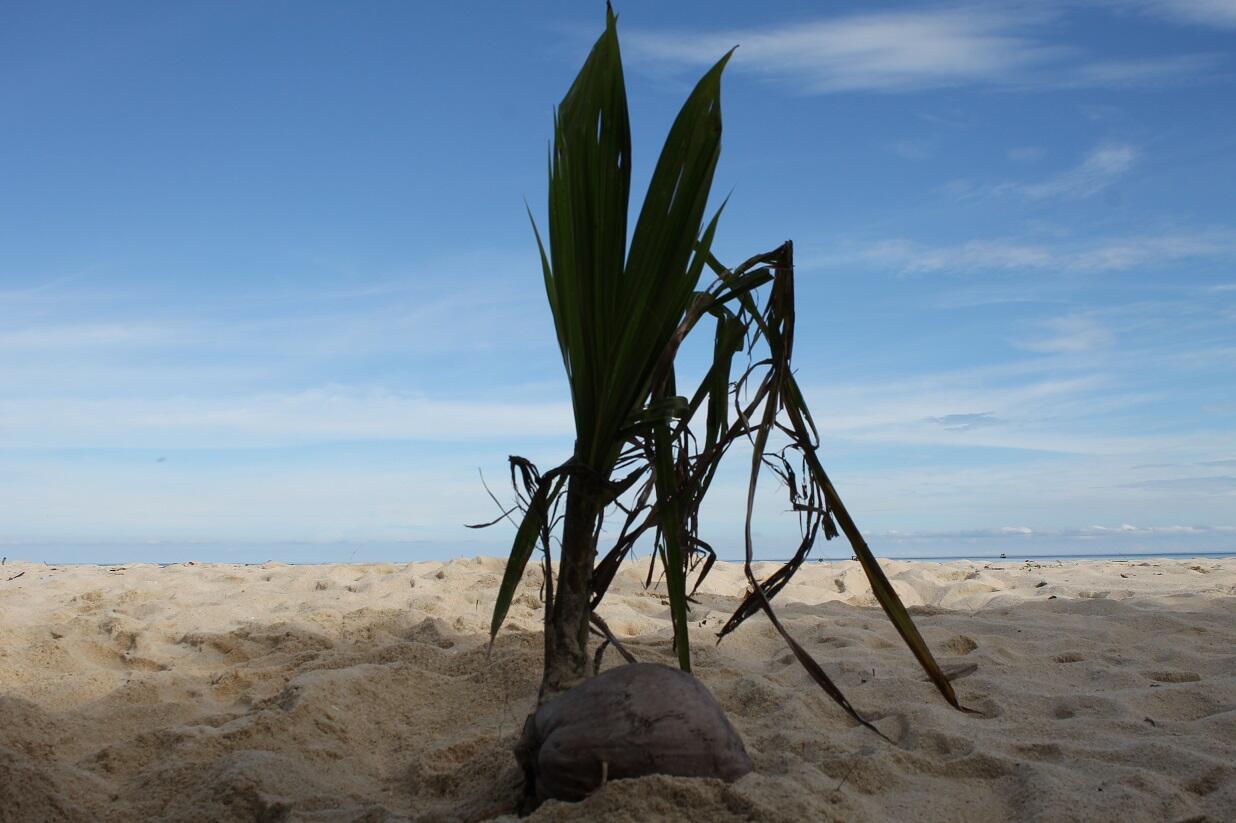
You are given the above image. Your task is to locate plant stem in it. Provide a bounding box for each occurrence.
[540,471,601,701]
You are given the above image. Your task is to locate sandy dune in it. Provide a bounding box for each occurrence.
[1,556,1232,822]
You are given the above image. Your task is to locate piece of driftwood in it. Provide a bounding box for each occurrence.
[515,663,752,804]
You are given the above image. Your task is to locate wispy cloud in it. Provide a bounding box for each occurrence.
[799,365,1151,455]
[945,142,1140,201]
[1012,143,1138,199]
[1120,0,1236,29]
[624,6,1221,93]
[0,323,170,350]
[845,238,1052,273]
[627,8,1056,93]
[0,387,574,449]
[0,454,508,546]
[1125,476,1236,494]
[829,228,1236,275]
[929,412,1004,431]
[1061,53,1226,87]
[794,343,1233,459]
[1018,314,1115,354]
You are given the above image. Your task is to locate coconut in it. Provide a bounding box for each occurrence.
[515,662,753,804]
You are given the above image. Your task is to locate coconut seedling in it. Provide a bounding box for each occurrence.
[477,6,963,803]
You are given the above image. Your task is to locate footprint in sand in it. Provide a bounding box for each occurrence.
[964,697,1004,719]
[817,635,854,649]
[1185,765,1230,797]
[913,729,977,759]
[941,635,978,656]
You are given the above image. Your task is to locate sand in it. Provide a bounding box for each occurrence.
[0,555,1232,822]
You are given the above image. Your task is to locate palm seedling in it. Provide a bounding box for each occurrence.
[476,5,963,792]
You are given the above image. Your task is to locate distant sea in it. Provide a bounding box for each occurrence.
[5,544,1234,566]
[776,550,1236,562]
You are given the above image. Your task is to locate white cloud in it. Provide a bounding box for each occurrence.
[829,228,1236,275]
[1125,476,1236,494]
[929,412,1004,431]
[1062,53,1226,87]
[1013,143,1139,199]
[1019,314,1115,353]
[624,7,1219,93]
[0,323,169,350]
[1123,0,1236,29]
[791,347,1236,462]
[0,386,574,449]
[947,143,1140,202]
[860,238,1058,272]
[799,365,1147,455]
[627,8,1058,93]
[0,456,508,546]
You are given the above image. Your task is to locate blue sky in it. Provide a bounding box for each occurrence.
[2,1,1234,563]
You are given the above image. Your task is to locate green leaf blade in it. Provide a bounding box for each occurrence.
[489,477,562,644]
[652,420,691,672]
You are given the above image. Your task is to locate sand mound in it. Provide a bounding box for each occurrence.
[0,556,1233,821]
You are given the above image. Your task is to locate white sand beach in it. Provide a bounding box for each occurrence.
[1,556,1232,822]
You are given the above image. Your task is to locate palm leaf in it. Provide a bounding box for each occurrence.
[542,5,631,471]
[482,8,966,729]
[487,468,567,646]
[651,419,691,671]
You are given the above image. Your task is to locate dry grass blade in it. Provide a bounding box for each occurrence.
[487,462,568,647]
